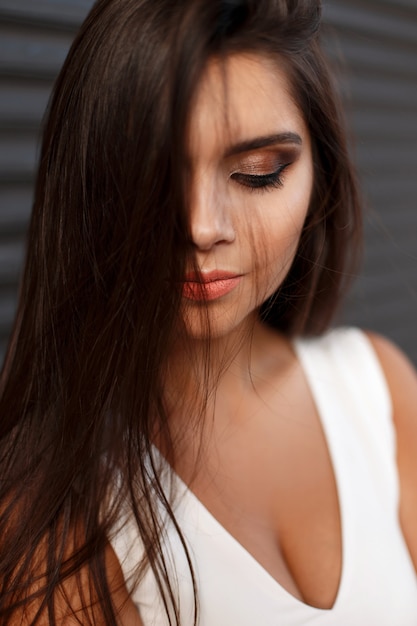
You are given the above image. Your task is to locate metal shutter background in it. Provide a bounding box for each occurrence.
[324,0,417,364]
[0,0,416,365]
[0,0,95,361]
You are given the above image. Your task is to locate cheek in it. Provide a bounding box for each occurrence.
[257,189,311,264]
[247,184,312,303]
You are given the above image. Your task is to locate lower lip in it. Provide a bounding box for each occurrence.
[182,276,242,301]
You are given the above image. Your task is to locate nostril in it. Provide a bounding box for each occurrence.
[190,213,235,251]
[191,225,235,251]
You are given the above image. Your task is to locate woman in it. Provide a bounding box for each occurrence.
[1,0,417,624]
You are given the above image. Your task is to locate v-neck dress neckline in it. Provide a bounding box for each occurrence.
[112,328,417,626]
[163,331,352,616]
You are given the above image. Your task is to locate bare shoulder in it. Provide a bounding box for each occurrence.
[58,544,144,625]
[366,331,417,569]
[104,544,144,626]
[8,542,143,626]
[365,331,417,424]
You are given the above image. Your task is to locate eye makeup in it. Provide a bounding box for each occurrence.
[231,163,290,190]
[229,146,300,192]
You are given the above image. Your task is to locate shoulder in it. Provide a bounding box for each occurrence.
[365,331,417,432]
[366,331,417,569]
[300,326,414,390]
[296,327,393,399]
[4,539,143,625]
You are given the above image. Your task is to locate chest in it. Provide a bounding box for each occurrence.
[119,331,417,625]
[156,372,417,626]
[178,367,342,609]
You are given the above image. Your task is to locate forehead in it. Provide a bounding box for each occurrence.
[187,53,308,160]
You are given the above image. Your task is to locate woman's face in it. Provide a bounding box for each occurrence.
[182,53,314,339]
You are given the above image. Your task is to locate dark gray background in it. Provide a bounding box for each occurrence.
[0,0,416,365]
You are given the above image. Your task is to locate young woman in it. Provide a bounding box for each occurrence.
[1,0,417,624]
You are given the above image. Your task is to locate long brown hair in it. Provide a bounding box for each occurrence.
[0,1,361,624]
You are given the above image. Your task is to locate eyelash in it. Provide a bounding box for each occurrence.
[231,163,291,192]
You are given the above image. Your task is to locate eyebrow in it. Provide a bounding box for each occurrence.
[224,132,302,157]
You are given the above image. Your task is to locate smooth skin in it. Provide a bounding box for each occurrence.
[166,53,417,612]
[17,53,417,623]
[182,54,313,340]
[13,539,143,625]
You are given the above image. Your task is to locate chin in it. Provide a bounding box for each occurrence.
[181,304,257,342]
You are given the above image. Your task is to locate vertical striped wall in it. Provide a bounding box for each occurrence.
[0,0,416,364]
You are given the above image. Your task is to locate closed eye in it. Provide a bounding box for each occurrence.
[231,163,290,192]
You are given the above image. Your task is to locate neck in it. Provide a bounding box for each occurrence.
[159,315,294,475]
[165,314,291,419]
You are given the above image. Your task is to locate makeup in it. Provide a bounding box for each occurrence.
[228,144,301,193]
[182,271,242,301]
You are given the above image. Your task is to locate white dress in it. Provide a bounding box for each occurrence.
[111,328,417,625]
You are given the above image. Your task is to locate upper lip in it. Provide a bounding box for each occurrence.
[183,270,241,283]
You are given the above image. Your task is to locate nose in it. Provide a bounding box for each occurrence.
[189,176,235,251]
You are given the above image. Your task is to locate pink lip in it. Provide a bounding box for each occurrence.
[182,271,242,301]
